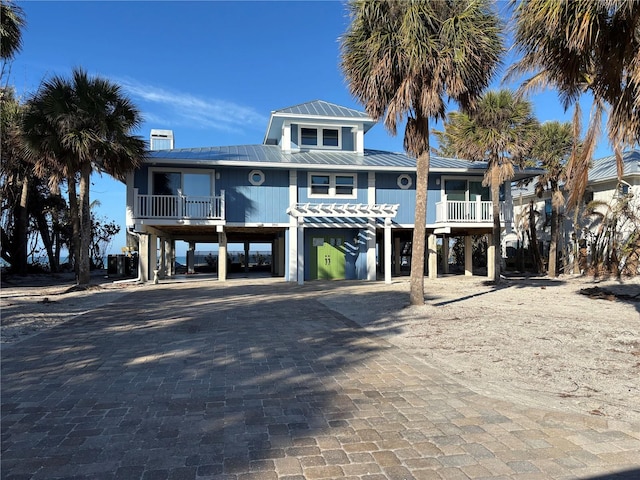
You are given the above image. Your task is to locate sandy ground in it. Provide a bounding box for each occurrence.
[2,271,639,426]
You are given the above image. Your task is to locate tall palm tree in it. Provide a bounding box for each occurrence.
[433,89,537,283]
[531,121,575,277]
[341,0,503,304]
[1,0,25,61]
[510,0,640,209]
[22,68,146,284]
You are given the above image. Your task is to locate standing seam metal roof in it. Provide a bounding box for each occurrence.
[272,100,371,119]
[146,144,543,175]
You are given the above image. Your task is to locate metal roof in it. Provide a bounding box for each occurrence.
[588,149,640,182]
[272,100,371,119]
[147,144,543,178]
[512,149,640,197]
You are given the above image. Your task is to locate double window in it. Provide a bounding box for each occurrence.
[309,173,356,198]
[299,126,341,149]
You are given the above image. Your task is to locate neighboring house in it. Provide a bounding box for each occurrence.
[125,100,542,283]
[511,149,640,273]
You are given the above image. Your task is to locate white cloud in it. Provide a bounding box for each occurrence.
[115,77,266,134]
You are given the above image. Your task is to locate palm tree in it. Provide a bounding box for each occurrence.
[510,0,640,209]
[341,0,503,304]
[1,0,25,61]
[433,89,537,283]
[531,121,575,277]
[22,68,146,284]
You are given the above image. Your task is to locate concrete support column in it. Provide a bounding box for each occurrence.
[158,239,166,279]
[297,219,304,285]
[149,233,158,282]
[428,233,438,280]
[394,237,401,275]
[441,236,449,274]
[164,239,173,277]
[487,233,496,280]
[186,242,196,274]
[138,234,149,283]
[288,225,298,282]
[465,235,473,276]
[218,228,227,281]
[244,241,250,274]
[384,220,392,284]
[367,221,376,281]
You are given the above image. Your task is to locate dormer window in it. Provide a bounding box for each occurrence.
[299,126,341,149]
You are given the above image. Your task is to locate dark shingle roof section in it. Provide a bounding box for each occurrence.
[273,100,370,119]
[147,144,542,177]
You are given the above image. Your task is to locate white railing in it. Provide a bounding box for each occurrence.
[435,198,512,224]
[135,190,225,220]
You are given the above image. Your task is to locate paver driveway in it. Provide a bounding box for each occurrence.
[2,279,639,479]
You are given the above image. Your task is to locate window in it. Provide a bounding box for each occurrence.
[299,126,341,149]
[309,173,356,198]
[248,169,265,186]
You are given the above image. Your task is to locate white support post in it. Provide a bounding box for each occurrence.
[367,220,376,281]
[297,218,304,285]
[149,233,158,282]
[384,219,392,284]
[164,239,173,277]
[138,234,149,283]
[428,233,438,280]
[465,235,473,276]
[218,227,227,281]
[487,233,495,280]
[187,242,195,274]
[288,170,298,282]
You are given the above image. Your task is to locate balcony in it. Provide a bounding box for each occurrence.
[435,198,512,224]
[134,190,225,220]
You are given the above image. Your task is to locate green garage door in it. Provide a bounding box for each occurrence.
[311,236,346,280]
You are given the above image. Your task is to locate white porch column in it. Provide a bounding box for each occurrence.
[367,220,376,281]
[297,218,305,285]
[218,228,227,281]
[149,233,158,282]
[138,234,149,283]
[187,242,196,274]
[441,236,449,274]
[384,219,392,284]
[288,170,298,282]
[428,233,438,280]
[465,235,473,276]
[487,233,496,280]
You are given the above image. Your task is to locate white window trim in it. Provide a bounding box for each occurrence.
[308,172,357,199]
[298,124,342,150]
[248,169,265,186]
[397,174,413,190]
[148,167,215,196]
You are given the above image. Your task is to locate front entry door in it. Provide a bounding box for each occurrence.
[311,236,346,280]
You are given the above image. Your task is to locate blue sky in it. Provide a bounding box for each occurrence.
[10,1,611,255]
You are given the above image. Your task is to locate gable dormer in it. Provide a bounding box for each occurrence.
[263,100,375,155]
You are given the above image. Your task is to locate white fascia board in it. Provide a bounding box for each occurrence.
[270,111,375,124]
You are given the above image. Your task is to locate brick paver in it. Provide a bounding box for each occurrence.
[2,278,639,479]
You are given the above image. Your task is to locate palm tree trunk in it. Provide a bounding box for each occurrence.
[78,162,92,285]
[13,174,30,275]
[528,200,544,273]
[549,206,559,277]
[490,166,501,284]
[409,117,430,306]
[67,175,81,282]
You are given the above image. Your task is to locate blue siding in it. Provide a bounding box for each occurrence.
[298,171,368,204]
[375,172,442,224]
[217,168,289,223]
[341,127,354,151]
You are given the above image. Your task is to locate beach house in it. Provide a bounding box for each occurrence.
[125,100,543,283]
